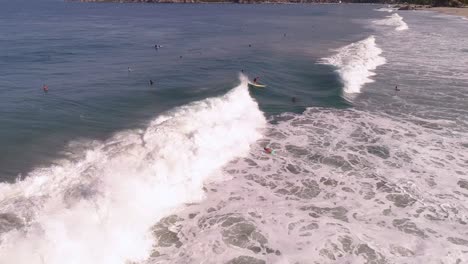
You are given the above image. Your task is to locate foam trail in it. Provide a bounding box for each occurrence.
[320,36,386,94]
[374,13,409,31]
[0,74,266,264]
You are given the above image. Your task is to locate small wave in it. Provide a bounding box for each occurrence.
[0,74,266,264]
[374,13,409,31]
[375,7,395,13]
[320,36,386,94]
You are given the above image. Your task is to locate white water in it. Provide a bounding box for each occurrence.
[374,13,409,31]
[321,36,386,94]
[375,7,395,13]
[149,108,468,264]
[0,75,266,264]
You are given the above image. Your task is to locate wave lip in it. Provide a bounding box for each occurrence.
[0,74,266,264]
[320,36,386,94]
[374,13,409,31]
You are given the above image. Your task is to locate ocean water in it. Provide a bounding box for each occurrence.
[0,1,467,264]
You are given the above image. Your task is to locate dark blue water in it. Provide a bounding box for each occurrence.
[0,1,380,179]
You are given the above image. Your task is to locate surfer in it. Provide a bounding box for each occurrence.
[150,80,154,86]
[291,97,297,103]
[253,77,259,84]
[42,84,48,93]
[264,147,274,155]
[395,85,400,92]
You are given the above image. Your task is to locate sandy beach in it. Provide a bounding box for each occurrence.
[430,7,468,18]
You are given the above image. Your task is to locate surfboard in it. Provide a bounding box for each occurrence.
[248,83,266,89]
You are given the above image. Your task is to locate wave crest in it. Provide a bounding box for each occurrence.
[320,36,386,94]
[375,7,395,13]
[374,13,409,31]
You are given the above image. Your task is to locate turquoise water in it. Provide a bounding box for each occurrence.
[1,2,468,264]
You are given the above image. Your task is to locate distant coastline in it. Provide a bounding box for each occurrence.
[428,6,468,18]
[71,0,468,8]
[74,0,347,3]
[70,0,468,18]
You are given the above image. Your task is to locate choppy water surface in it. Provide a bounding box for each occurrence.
[0,2,467,264]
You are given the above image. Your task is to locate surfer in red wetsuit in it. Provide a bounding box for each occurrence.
[264,147,273,154]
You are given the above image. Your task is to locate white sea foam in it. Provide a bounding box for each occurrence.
[374,13,409,31]
[375,7,395,13]
[320,36,386,93]
[149,108,468,264]
[0,74,266,264]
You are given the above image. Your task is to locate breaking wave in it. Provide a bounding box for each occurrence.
[374,13,409,31]
[375,7,395,13]
[0,75,266,264]
[320,36,386,94]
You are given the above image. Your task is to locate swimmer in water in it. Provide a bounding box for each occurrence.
[264,147,275,155]
[395,85,400,92]
[42,84,48,93]
[150,80,154,86]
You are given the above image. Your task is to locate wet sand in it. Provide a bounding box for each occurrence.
[430,7,468,18]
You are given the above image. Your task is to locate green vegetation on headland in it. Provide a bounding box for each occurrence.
[74,0,467,7]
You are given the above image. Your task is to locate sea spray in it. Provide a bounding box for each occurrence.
[320,36,386,94]
[374,13,409,31]
[0,74,266,264]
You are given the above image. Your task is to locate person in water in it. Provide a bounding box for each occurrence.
[150,80,154,86]
[264,147,275,155]
[395,85,400,92]
[253,77,259,84]
[42,84,48,93]
[291,97,297,103]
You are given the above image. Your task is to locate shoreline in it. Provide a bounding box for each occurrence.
[428,7,468,18]
[68,1,468,18]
